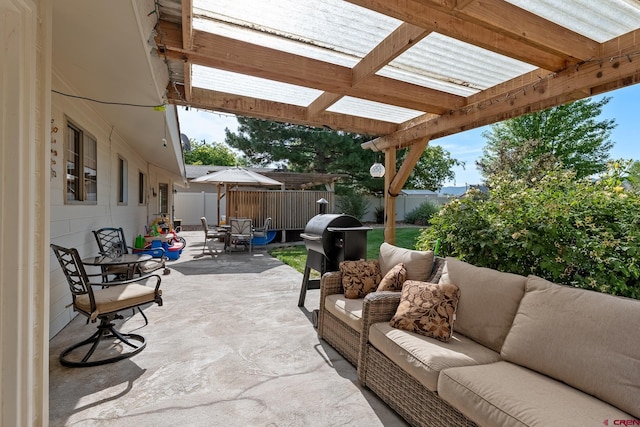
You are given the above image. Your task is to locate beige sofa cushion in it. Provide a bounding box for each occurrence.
[378,243,433,281]
[501,275,640,418]
[439,361,635,426]
[369,322,501,391]
[324,294,364,332]
[439,257,526,352]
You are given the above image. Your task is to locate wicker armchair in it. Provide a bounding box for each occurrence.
[356,289,475,427]
[317,256,446,367]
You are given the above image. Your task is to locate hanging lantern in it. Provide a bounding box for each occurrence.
[369,162,385,178]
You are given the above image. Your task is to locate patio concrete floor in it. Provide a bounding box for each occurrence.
[49,231,407,426]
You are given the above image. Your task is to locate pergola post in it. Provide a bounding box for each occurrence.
[384,138,431,244]
[383,148,397,244]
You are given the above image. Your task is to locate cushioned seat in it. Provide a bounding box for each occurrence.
[324,294,364,332]
[438,361,635,427]
[369,322,502,391]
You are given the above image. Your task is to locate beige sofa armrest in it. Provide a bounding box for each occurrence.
[357,291,402,384]
[317,271,343,338]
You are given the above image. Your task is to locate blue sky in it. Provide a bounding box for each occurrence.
[178,84,639,186]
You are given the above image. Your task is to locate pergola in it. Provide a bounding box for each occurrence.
[154,0,640,241]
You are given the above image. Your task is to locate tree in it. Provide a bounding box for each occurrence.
[225,117,462,193]
[407,145,464,191]
[225,117,382,192]
[478,97,616,180]
[183,139,241,166]
[626,160,640,192]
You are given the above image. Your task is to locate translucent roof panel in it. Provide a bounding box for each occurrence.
[506,0,640,42]
[194,0,402,66]
[378,33,537,96]
[327,97,424,123]
[192,65,323,106]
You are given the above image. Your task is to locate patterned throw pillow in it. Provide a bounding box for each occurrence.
[340,260,382,299]
[376,262,407,292]
[389,280,460,342]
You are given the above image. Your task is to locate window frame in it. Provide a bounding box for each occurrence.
[117,156,128,205]
[65,119,97,204]
[138,171,147,205]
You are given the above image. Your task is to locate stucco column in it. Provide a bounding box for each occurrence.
[0,0,51,425]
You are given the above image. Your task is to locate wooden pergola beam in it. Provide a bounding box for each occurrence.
[413,0,599,60]
[156,21,464,114]
[181,0,193,102]
[307,22,430,119]
[363,29,640,151]
[167,86,398,135]
[345,0,572,70]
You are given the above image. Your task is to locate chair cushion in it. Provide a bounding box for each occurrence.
[76,284,160,321]
[339,260,381,299]
[439,258,526,352]
[324,294,364,332]
[378,243,434,281]
[376,262,407,292]
[501,275,640,418]
[389,281,460,342]
[369,322,501,391]
[438,361,635,427]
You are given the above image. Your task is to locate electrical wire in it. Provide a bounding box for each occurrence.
[51,89,165,109]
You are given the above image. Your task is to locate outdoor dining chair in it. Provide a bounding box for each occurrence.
[252,217,272,249]
[230,218,253,253]
[93,227,167,277]
[50,243,163,367]
[200,217,228,254]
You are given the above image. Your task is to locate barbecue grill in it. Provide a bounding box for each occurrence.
[298,213,371,306]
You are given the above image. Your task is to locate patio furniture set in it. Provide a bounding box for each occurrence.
[200,216,273,254]
[318,242,640,426]
[49,226,174,367]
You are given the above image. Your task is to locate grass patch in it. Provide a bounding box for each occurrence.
[270,226,424,275]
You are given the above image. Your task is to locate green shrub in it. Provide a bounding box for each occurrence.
[374,206,385,224]
[405,200,440,225]
[416,161,640,299]
[335,190,370,221]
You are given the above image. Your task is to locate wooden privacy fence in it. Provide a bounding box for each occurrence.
[227,190,334,230]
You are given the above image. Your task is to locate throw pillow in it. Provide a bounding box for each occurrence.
[340,260,381,299]
[378,242,434,281]
[376,262,407,292]
[389,280,460,342]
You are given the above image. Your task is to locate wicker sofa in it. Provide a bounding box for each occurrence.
[317,243,443,366]
[355,257,640,426]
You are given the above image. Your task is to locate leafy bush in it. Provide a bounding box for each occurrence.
[405,201,440,225]
[335,190,370,221]
[416,162,640,299]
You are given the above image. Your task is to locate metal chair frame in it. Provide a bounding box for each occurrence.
[200,217,228,254]
[93,227,167,277]
[51,244,163,367]
[230,218,253,253]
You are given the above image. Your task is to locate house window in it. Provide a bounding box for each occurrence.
[159,183,169,215]
[118,157,128,205]
[138,171,146,204]
[65,121,97,203]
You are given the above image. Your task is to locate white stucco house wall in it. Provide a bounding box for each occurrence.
[1,1,187,424]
